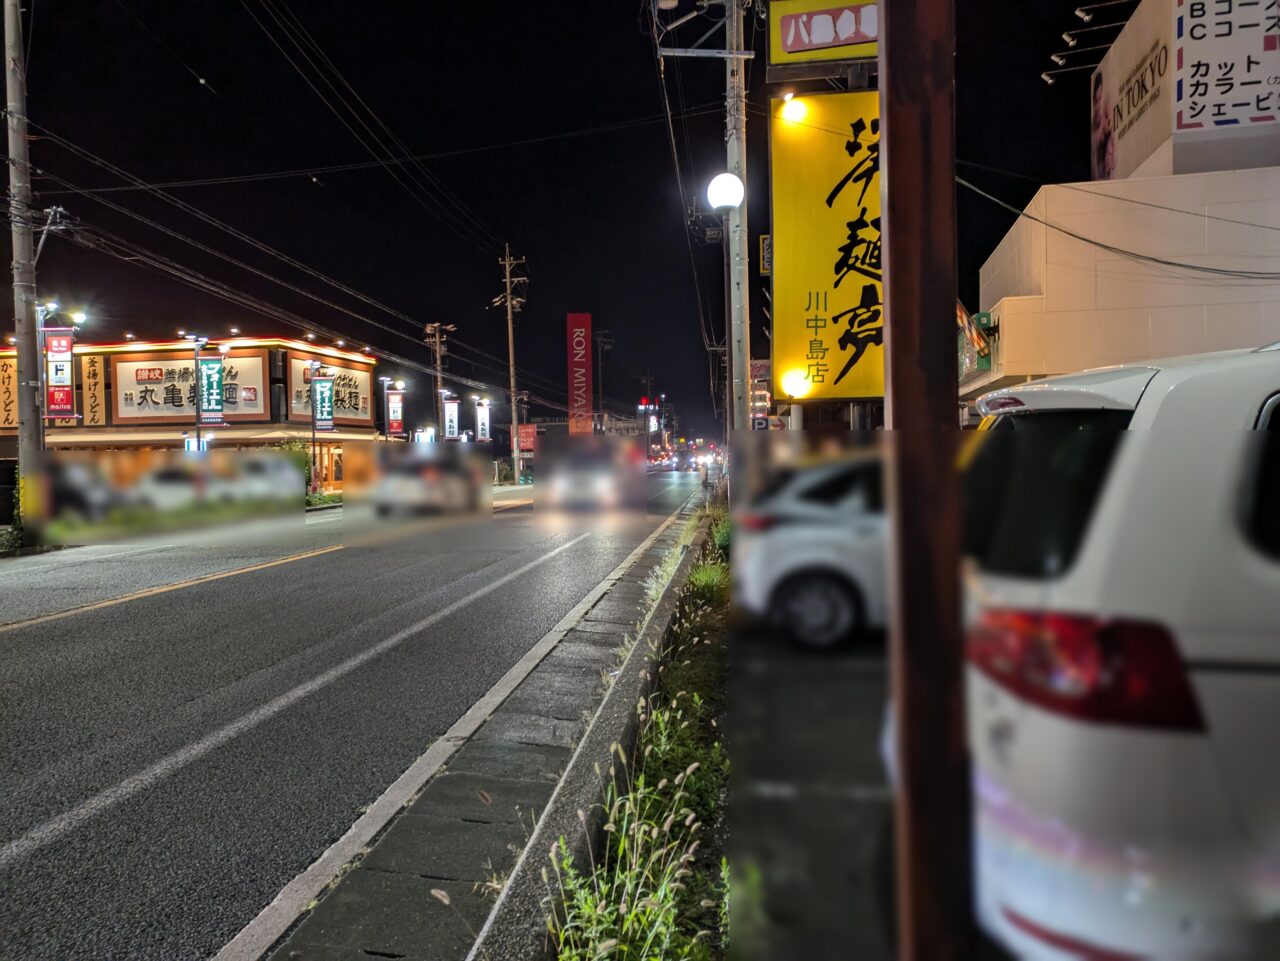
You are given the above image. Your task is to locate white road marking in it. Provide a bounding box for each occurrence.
[212,501,689,961]
[0,531,594,870]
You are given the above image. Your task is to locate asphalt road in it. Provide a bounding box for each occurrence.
[0,471,700,961]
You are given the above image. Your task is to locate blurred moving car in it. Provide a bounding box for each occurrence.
[371,453,481,517]
[541,437,644,510]
[965,345,1280,960]
[733,453,885,648]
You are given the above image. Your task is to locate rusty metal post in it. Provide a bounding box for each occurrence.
[878,0,972,958]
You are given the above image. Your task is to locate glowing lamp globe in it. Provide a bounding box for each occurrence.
[706,172,745,210]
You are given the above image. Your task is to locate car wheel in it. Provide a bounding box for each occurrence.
[771,572,862,649]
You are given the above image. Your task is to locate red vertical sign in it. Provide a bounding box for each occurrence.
[567,312,593,435]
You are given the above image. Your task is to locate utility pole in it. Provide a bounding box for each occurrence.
[880,0,971,958]
[424,322,455,432]
[724,0,751,434]
[5,0,40,540]
[593,329,612,430]
[497,243,526,474]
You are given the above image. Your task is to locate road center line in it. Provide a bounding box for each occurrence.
[0,545,347,636]
[0,531,592,870]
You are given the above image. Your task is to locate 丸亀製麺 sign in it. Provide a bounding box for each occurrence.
[290,355,371,424]
[312,376,335,431]
[114,354,267,422]
[770,89,884,400]
[476,403,491,441]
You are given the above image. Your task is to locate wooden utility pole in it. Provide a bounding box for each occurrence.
[424,322,455,432]
[593,329,612,427]
[5,0,40,542]
[498,244,525,472]
[879,0,972,958]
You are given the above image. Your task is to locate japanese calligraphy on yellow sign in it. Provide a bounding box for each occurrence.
[770,90,883,400]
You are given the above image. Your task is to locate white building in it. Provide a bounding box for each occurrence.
[963,0,1280,404]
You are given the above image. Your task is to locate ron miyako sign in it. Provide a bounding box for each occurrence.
[567,312,593,435]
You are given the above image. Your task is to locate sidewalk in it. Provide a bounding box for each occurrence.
[255,500,703,961]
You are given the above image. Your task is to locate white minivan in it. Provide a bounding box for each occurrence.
[965,345,1280,960]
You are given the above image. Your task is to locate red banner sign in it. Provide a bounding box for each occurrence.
[46,385,74,415]
[387,389,405,435]
[567,312,593,435]
[518,422,537,452]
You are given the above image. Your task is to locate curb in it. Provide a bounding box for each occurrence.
[466,515,712,961]
[303,501,343,514]
[239,491,706,961]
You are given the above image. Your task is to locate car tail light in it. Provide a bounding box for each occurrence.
[981,395,1025,412]
[736,513,777,532]
[968,609,1204,732]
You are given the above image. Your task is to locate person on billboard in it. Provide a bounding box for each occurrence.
[1091,71,1116,180]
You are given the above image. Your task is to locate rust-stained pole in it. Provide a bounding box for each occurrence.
[878,0,972,958]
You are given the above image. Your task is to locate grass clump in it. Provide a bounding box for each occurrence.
[547,552,730,960]
[684,562,729,609]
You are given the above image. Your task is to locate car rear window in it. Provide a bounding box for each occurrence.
[963,409,1131,579]
[799,462,883,511]
[1247,395,1280,560]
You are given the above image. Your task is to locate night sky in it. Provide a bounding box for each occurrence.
[11,1,1095,440]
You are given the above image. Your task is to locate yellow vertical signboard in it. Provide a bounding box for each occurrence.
[770,90,883,400]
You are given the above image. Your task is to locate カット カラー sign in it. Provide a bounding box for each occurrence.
[769,90,884,400]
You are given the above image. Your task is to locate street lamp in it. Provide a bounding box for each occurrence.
[186,334,210,452]
[308,359,323,493]
[706,172,745,210]
[378,375,393,441]
[473,395,490,443]
[33,302,87,450]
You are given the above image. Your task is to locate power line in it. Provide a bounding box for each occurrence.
[111,0,219,95]
[958,176,1280,281]
[25,120,426,334]
[650,7,717,369]
[264,0,501,249]
[238,0,496,254]
[31,105,722,197]
[956,157,1280,235]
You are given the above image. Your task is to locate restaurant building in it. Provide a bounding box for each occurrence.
[0,337,379,491]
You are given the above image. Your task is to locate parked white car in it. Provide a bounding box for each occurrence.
[235,454,305,504]
[965,344,1280,960]
[732,453,886,647]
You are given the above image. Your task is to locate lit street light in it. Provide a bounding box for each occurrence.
[706,171,744,210]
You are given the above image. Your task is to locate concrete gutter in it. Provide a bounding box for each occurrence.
[466,516,712,961]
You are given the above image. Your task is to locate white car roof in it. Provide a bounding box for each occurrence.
[977,343,1280,415]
